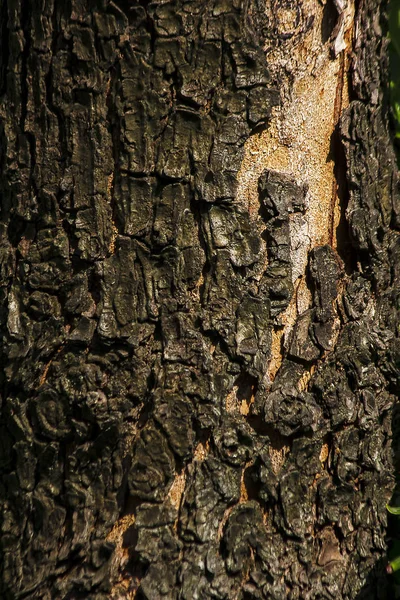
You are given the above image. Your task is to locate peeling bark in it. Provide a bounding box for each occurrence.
[0,0,399,599]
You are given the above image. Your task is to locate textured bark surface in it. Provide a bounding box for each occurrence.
[0,0,399,598]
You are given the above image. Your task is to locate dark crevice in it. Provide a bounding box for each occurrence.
[106,60,121,238]
[321,0,340,45]
[332,121,357,275]
[189,196,211,304]
[45,10,70,167]
[19,0,31,132]
[0,0,9,97]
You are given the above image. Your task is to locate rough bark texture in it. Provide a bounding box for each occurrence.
[0,0,399,598]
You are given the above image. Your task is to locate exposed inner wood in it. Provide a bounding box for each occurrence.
[236,0,355,380]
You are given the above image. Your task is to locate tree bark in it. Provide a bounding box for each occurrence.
[0,0,398,598]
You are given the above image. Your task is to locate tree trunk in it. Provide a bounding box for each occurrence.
[0,0,398,598]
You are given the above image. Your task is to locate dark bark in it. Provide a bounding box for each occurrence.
[0,0,399,598]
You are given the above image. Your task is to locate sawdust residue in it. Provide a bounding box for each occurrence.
[107,513,136,545]
[193,440,209,462]
[107,514,139,599]
[168,469,186,511]
[225,378,256,415]
[319,442,330,465]
[268,434,290,475]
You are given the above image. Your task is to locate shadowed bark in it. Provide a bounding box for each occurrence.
[0,0,399,598]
